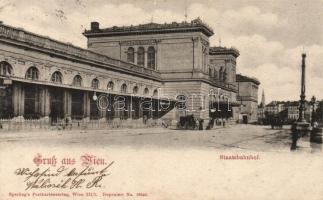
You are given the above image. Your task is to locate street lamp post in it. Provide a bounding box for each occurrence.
[298,53,306,122]
[291,53,312,151]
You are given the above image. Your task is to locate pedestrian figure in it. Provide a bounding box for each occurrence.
[196,118,200,130]
[143,115,148,124]
[65,117,69,127]
[210,118,215,128]
[199,119,204,130]
[291,124,298,151]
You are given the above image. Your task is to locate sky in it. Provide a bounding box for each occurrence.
[0,0,322,103]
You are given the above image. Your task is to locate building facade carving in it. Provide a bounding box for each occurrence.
[0,18,259,129]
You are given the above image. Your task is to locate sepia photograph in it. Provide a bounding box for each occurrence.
[0,0,322,199]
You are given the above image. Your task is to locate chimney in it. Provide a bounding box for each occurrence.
[91,22,100,31]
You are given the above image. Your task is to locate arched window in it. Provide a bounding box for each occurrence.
[214,69,218,79]
[223,68,227,82]
[144,88,149,95]
[137,47,145,66]
[127,47,135,63]
[133,86,138,94]
[25,67,39,80]
[153,89,158,97]
[147,46,155,69]
[107,81,114,91]
[73,75,82,87]
[121,83,127,94]
[51,71,62,83]
[219,67,223,81]
[91,78,99,89]
[0,61,13,76]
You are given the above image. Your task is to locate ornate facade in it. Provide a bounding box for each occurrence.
[0,18,246,129]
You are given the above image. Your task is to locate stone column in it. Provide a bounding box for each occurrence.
[63,90,72,120]
[83,91,90,122]
[299,53,306,122]
[139,98,143,119]
[134,51,138,65]
[128,96,132,119]
[40,86,50,122]
[137,98,144,127]
[126,96,132,126]
[149,99,153,119]
[155,42,159,70]
[100,94,107,121]
[12,82,24,120]
[144,50,148,68]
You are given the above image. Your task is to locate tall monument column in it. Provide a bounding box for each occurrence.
[291,53,312,151]
[298,53,306,122]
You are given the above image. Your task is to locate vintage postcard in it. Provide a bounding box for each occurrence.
[0,0,323,199]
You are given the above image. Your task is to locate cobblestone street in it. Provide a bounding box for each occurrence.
[0,124,316,152]
[1,125,322,200]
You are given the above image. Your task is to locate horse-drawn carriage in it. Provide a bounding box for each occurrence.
[270,116,283,129]
[177,115,198,130]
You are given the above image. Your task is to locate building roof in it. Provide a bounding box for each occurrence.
[266,101,277,106]
[0,22,161,81]
[236,74,260,85]
[266,101,300,107]
[284,101,299,106]
[83,18,214,38]
[209,46,240,58]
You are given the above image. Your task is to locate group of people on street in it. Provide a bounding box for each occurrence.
[176,114,229,130]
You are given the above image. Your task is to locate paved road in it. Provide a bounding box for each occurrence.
[1,125,322,200]
[0,124,298,152]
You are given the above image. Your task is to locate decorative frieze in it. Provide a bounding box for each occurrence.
[120,39,159,46]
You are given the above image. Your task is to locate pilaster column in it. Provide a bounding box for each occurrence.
[127,96,132,119]
[64,90,72,119]
[40,86,50,121]
[139,98,143,119]
[156,42,159,71]
[192,37,199,71]
[100,96,107,120]
[155,50,157,70]
[149,99,153,119]
[134,51,138,65]
[83,91,90,121]
[144,50,148,68]
[12,82,24,118]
